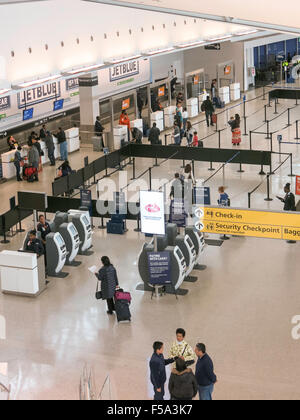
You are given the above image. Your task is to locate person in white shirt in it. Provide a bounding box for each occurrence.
[182,107,189,132]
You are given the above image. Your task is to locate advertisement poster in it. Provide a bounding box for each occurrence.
[148,252,171,285]
[194,187,211,206]
[169,199,186,228]
[158,86,165,97]
[122,98,130,110]
[140,190,165,235]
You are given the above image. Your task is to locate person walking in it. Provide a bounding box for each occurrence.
[56,127,68,161]
[195,343,217,401]
[201,96,215,127]
[169,328,195,367]
[148,123,161,145]
[149,342,175,401]
[13,146,23,181]
[27,142,40,181]
[231,114,241,146]
[96,256,119,315]
[182,107,188,132]
[95,116,105,149]
[168,358,198,401]
[170,173,184,201]
[45,131,56,166]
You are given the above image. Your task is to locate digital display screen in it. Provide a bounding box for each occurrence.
[176,248,183,260]
[140,191,165,236]
[83,216,89,226]
[56,234,64,247]
[187,237,193,248]
[69,224,77,236]
[23,108,34,121]
[53,99,64,111]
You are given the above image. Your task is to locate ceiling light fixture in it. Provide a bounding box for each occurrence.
[235,29,259,36]
[13,74,61,89]
[176,40,205,49]
[208,34,232,41]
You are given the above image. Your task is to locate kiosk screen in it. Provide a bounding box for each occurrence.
[56,235,64,247]
[82,216,89,226]
[176,248,183,260]
[70,225,77,236]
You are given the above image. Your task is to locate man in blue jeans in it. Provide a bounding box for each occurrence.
[56,127,68,161]
[195,343,217,400]
[149,342,176,400]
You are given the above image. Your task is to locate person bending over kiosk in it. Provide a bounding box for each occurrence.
[96,256,119,315]
[169,328,195,367]
[131,127,143,144]
[25,230,44,257]
[150,342,176,401]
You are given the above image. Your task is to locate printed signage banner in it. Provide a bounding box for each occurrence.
[169,199,186,228]
[122,98,130,110]
[140,190,165,236]
[80,189,93,216]
[0,96,11,112]
[296,176,300,195]
[194,187,211,206]
[148,252,171,286]
[158,86,165,97]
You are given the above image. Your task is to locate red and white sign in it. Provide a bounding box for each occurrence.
[296,176,300,195]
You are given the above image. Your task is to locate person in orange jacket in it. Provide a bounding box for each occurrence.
[119,110,131,141]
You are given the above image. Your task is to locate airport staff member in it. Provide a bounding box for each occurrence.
[277,183,296,212]
[95,116,105,149]
[37,215,51,245]
[150,342,176,401]
[25,230,44,257]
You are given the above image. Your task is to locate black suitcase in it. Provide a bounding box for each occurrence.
[115,299,131,322]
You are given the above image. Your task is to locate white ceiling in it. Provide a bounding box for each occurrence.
[89,0,300,34]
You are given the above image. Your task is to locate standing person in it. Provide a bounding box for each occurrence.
[45,131,56,166]
[25,230,44,256]
[14,146,23,182]
[149,342,175,401]
[218,186,230,207]
[168,358,198,401]
[58,160,72,177]
[231,114,241,146]
[211,79,217,99]
[184,163,195,186]
[95,116,105,149]
[148,123,161,145]
[96,256,119,315]
[119,110,131,141]
[186,121,193,146]
[169,328,195,367]
[277,183,297,244]
[170,173,184,200]
[32,137,43,173]
[195,343,217,401]
[192,131,199,148]
[201,96,215,127]
[56,127,68,161]
[173,122,181,146]
[39,124,47,141]
[7,135,17,151]
[27,142,39,182]
[37,215,51,246]
[137,91,144,119]
[182,107,188,132]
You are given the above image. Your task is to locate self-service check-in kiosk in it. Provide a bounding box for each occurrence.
[0,250,46,297]
[136,242,188,296]
[46,232,68,278]
[58,223,81,266]
[68,210,93,256]
[175,235,197,282]
[185,226,206,271]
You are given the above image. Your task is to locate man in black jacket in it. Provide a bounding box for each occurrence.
[25,230,44,257]
[56,127,68,161]
[201,97,215,127]
[95,116,104,149]
[150,342,175,400]
[195,343,217,400]
[148,123,161,145]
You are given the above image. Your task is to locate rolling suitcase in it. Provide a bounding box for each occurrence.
[115,289,131,322]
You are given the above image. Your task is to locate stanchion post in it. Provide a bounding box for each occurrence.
[289,153,296,177]
[274,99,278,114]
[264,104,267,122]
[218,130,221,149]
[270,133,273,153]
[262,85,266,101]
[208,161,215,171]
[192,160,195,176]
[243,116,248,136]
[130,158,136,180]
[104,155,108,178]
[243,100,246,119]
[249,131,253,150]
[164,134,168,146]
[295,120,300,141]
[237,161,245,173]
[264,175,273,202]
[149,167,152,190]
[287,108,291,127]
[181,159,185,169]
[248,192,251,209]
[266,121,271,139]
[98,217,106,230]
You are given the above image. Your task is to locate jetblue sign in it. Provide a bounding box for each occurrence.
[0,95,10,111]
[66,77,79,91]
[17,81,61,109]
[109,60,140,82]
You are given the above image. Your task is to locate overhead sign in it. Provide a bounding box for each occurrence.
[17,81,61,109]
[140,190,165,236]
[169,199,186,228]
[148,252,171,285]
[194,187,211,206]
[296,176,300,195]
[195,206,300,241]
[66,77,79,91]
[0,96,10,111]
[122,98,130,110]
[97,58,152,100]
[205,43,221,50]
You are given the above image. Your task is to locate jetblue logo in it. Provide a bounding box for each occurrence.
[109,60,139,82]
[17,82,61,109]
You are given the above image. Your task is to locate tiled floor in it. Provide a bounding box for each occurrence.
[1,84,300,400]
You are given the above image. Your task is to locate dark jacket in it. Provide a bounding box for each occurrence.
[45,133,55,153]
[168,369,198,400]
[28,147,40,168]
[95,120,104,136]
[132,128,143,144]
[37,222,51,242]
[201,99,214,115]
[39,128,47,139]
[26,238,44,256]
[150,353,174,389]
[14,150,22,164]
[33,141,42,157]
[284,192,296,211]
[148,127,161,145]
[57,130,66,144]
[97,265,119,300]
[195,353,217,387]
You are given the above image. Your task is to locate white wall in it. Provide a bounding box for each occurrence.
[151,52,184,81]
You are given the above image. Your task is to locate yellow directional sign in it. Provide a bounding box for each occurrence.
[195,206,300,241]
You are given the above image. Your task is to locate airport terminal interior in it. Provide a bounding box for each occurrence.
[1,0,300,401]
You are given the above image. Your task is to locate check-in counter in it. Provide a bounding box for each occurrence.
[151,111,164,132]
[164,106,176,128]
[187,97,199,118]
[1,147,28,179]
[219,86,230,104]
[230,83,241,101]
[65,127,80,153]
[0,250,46,297]
[114,125,128,150]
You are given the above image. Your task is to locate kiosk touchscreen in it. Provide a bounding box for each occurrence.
[172,246,187,290]
[58,223,81,266]
[175,235,197,279]
[68,210,93,255]
[46,232,68,278]
[185,227,206,270]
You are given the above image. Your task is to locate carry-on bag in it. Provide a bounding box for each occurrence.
[115,299,131,322]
